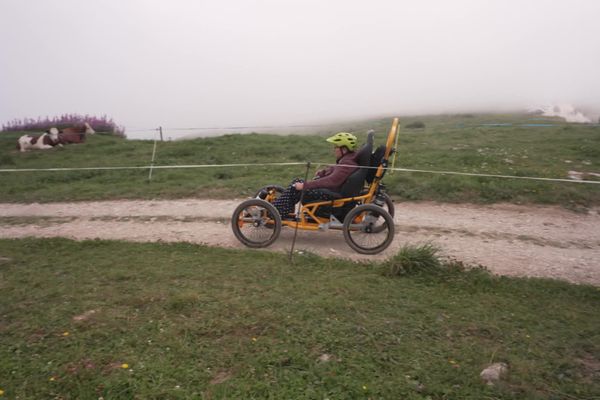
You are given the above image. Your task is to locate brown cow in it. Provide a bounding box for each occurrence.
[58,122,95,144]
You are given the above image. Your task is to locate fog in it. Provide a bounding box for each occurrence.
[1,0,599,137]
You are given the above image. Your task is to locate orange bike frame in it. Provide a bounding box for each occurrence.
[280,118,399,230]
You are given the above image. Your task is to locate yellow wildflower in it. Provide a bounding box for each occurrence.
[121,363,129,369]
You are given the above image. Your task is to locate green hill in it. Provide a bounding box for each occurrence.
[1,113,599,207]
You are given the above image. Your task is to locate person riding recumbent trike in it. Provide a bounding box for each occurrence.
[231,118,399,254]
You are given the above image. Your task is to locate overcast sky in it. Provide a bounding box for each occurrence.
[1,0,599,133]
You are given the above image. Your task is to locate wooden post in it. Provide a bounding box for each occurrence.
[289,161,311,263]
[148,128,159,182]
[159,126,164,142]
[390,118,400,174]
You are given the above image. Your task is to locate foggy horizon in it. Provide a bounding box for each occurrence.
[1,0,599,133]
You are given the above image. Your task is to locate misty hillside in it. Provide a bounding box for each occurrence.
[1,113,598,208]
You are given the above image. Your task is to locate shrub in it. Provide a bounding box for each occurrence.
[383,244,442,276]
[405,121,426,129]
[1,113,125,137]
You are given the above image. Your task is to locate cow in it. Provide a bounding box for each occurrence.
[58,122,95,144]
[17,128,61,152]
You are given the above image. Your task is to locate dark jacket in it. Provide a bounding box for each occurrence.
[304,151,359,191]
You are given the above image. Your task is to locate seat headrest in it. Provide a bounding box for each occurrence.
[354,131,374,166]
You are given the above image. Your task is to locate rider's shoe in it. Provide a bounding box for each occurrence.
[256,189,268,200]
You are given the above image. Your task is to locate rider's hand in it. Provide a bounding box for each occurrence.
[294,182,304,190]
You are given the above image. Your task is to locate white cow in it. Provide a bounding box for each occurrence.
[17,128,62,152]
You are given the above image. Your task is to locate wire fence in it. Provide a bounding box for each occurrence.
[3,123,599,186]
[1,162,599,185]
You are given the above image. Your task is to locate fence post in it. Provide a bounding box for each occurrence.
[159,126,164,142]
[289,161,311,263]
[148,127,159,182]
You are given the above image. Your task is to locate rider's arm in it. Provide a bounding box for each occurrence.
[314,166,334,179]
[304,160,357,191]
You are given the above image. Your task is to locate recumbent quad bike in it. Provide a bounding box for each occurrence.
[231,118,399,254]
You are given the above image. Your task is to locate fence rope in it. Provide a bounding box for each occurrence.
[1,162,599,185]
[0,162,306,172]
[384,167,600,185]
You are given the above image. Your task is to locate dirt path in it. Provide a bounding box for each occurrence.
[1,199,599,285]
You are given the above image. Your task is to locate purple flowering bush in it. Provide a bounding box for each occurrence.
[1,114,125,137]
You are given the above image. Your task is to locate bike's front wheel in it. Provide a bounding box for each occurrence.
[231,199,282,248]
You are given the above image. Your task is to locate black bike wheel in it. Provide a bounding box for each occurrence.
[360,190,395,218]
[372,193,394,233]
[231,199,282,248]
[378,192,395,218]
[343,204,395,254]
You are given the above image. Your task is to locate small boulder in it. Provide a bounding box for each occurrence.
[317,353,340,363]
[480,362,508,385]
[72,309,98,322]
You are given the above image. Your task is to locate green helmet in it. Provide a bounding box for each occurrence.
[326,132,358,151]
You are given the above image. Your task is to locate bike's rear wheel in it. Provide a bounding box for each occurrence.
[343,204,395,254]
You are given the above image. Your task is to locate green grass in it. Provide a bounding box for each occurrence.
[1,113,599,206]
[1,238,599,399]
[383,243,443,276]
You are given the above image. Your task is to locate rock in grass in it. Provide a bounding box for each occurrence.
[318,353,340,363]
[72,309,98,322]
[480,362,508,385]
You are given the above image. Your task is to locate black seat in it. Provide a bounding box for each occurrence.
[366,145,386,184]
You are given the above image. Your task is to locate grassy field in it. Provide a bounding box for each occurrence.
[1,113,599,207]
[0,238,599,399]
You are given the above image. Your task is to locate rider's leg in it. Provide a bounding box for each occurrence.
[272,178,303,217]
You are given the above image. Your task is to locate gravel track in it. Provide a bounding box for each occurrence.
[1,199,598,285]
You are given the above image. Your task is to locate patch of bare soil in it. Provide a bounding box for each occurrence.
[1,199,599,285]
